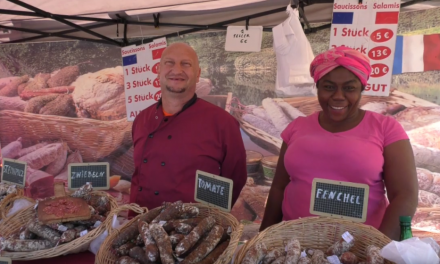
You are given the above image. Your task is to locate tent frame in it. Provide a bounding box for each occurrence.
[0,0,428,47]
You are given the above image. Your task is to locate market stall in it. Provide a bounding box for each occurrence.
[1,0,440,263]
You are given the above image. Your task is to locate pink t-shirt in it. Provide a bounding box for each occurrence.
[280,111,409,228]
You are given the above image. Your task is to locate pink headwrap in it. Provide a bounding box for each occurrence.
[309,46,371,86]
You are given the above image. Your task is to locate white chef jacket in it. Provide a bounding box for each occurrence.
[273,5,316,96]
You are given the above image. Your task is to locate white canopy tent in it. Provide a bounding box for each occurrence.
[0,0,438,46]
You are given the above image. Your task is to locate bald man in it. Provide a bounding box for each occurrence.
[130,43,247,210]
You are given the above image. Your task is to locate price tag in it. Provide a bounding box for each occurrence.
[93,221,102,228]
[121,37,167,121]
[225,26,263,52]
[68,162,110,190]
[1,158,27,187]
[342,231,354,243]
[194,170,233,212]
[80,230,88,237]
[58,225,68,232]
[300,251,307,258]
[310,178,369,223]
[327,255,342,264]
[329,0,401,97]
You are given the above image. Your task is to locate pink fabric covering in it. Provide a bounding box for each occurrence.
[280,111,409,228]
[310,46,372,86]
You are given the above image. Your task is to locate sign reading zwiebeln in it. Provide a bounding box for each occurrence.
[1,158,27,187]
[68,162,110,190]
[310,178,369,222]
[225,26,263,52]
[194,170,233,212]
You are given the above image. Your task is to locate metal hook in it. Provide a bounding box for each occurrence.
[245,17,250,30]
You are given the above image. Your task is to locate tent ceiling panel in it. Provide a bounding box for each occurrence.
[0,0,437,45]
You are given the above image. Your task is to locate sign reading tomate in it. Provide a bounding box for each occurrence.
[121,37,167,121]
[329,0,401,97]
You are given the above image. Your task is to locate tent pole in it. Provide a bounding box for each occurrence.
[6,0,123,46]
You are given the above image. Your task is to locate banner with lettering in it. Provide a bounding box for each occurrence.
[329,0,401,97]
[121,37,167,121]
[0,6,439,242]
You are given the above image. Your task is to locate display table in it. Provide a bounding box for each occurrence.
[12,251,95,264]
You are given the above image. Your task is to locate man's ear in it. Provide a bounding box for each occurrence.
[196,67,201,83]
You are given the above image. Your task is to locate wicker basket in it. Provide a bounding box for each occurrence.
[0,189,35,220]
[0,110,132,162]
[96,203,244,264]
[0,191,118,260]
[232,90,439,154]
[235,216,394,264]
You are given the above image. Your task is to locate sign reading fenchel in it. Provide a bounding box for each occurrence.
[329,0,401,96]
[1,158,27,187]
[310,178,369,222]
[194,170,233,212]
[68,162,110,190]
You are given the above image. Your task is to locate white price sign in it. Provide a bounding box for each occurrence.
[121,38,167,121]
[329,0,401,97]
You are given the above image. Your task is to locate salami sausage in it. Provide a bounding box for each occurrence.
[19,228,36,240]
[112,222,139,248]
[241,242,268,264]
[0,238,53,252]
[162,218,202,233]
[138,208,162,224]
[28,221,61,245]
[60,229,76,243]
[152,202,199,223]
[311,249,330,264]
[116,242,137,257]
[175,223,193,234]
[262,247,286,264]
[198,240,230,264]
[340,252,358,264]
[115,256,140,264]
[175,216,216,256]
[271,256,286,264]
[285,238,301,264]
[298,256,312,264]
[129,246,149,264]
[149,223,174,264]
[366,245,384,264]
[181,225,224,264]
[326,234,355,256]
[138,221,159,263]
[170,233,185,248]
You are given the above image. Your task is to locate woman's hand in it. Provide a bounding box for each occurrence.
[259,142,291,232]
[379,139,418,240]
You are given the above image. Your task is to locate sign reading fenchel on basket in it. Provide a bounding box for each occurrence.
[0,256,12,264]
[121,37,167,122]
[68,162,110,190]
[329,0,401,97]
[310,178,369,222]
[194,170,233,212]
[1,158,27,188]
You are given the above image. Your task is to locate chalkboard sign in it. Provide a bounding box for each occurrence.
[309,178,369,223]
[1,158,27,187]
[194,170,233,212]
[68,162,110,190]
[0,256,11,264]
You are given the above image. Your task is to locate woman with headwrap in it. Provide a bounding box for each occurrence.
[260,47,418,240]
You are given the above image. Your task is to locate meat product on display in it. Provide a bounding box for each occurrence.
[418,190,440,207]
[412,144,440,174]
[394,106,440,131]
[407,122,440,149]
[417,167,434,191]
